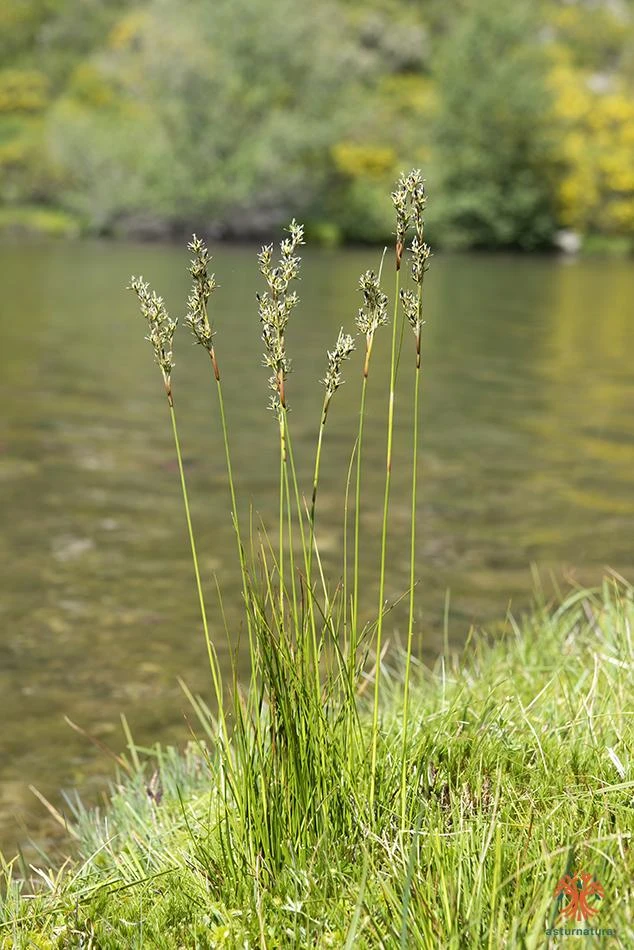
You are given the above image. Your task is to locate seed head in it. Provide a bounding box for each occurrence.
[411,235,431,286]
[409,175,426,234]
[322,328,355,401]
[399,288,426,334]
[128,276,177,388]
[258,220,305,412]
[356,270,388,337]
[391,174,411,252]
[184,235,217,350]
[392,170,432,352]
[392,168,431,273]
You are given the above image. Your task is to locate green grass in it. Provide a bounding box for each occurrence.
[1,580,632,948]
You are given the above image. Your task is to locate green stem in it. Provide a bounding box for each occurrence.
[168,398,223,717]
[400,326,421,826]
[343,437,359,772]
[350,250,385,773]
[308,396,329,583]
[342,440,354,655]
[306,396,329,698]
[351,345,371,687]
[210,348,254,646]
[278,411,285,631]
[283,423,313,675]
[284,445,299,649]
[369,267,401,814]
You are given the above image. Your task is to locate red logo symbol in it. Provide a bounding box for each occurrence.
[554,870,604,922]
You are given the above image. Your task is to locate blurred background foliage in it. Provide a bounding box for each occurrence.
[1,0,633,249]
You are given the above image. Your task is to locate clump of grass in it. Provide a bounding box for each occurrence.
[124,176,435,892]
[2,582,633,947]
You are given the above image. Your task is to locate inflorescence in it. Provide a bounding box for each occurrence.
[356,269,388,378]
[184,235,217,352]
[322,328,355,405]
[394,169,431,357]
[129,170,430,407]
[128,276,177,398]
[356,270,388,337]
[391,169,430,277]
[257,219,305,414]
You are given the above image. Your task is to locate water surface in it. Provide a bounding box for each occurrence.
[1,242,633,857]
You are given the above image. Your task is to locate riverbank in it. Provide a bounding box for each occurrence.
[2,204,634,258]
[2,580,632,948]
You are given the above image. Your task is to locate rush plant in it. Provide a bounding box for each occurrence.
[126,172,432,880]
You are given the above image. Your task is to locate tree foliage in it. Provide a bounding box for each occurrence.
[551,49,634,234]
[430,0,560,249]
[1,0,634,246]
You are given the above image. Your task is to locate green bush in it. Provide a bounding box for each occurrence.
[430,0,560,249]
[48,0,365,234]
[0,204,80,237]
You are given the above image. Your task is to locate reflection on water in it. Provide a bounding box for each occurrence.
[0,242,632,857]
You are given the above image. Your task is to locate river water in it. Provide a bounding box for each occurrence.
[0,241,633,857]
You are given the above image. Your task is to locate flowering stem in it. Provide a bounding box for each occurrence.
[306,395,330,693]
[279,412,285,630]
[400,311,422,826]
[370,266,401,814]
[168,399,223,714]
[284,437,299,647]
[351,345,370,680]
[309,396,330,571]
